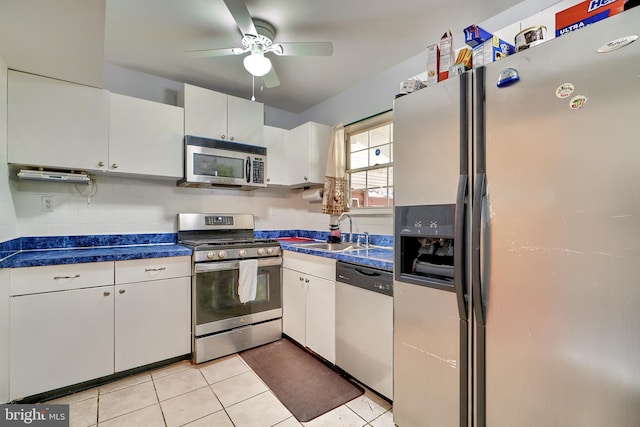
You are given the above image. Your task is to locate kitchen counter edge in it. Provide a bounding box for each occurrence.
[279,242,393,272]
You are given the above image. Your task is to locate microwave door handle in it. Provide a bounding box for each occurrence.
[246,156,251,183]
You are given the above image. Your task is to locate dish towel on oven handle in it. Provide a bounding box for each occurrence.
[238,259,259,303]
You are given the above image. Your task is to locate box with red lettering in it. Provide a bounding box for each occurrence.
[555,0,625,37]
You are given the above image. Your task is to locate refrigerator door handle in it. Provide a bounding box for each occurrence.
[454,174,468,320]
[472,172,487,326]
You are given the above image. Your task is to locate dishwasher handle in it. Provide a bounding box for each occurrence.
[336,262,393,296]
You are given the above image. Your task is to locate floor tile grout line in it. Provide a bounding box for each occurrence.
[97,401,160,425]
[150,373,169,427]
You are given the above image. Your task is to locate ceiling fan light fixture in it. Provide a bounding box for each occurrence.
[243,52,272,76]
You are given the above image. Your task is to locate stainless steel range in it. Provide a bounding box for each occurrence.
[178,213,282,364]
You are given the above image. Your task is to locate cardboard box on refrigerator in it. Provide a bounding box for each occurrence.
[555,0,625,37]
[438,31,454,82]
[463,24,493,48]
[426,44,439,86]
[472,36,515,68]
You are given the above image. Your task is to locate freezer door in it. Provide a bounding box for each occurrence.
[479,8,640,427]
[393,280,462,427]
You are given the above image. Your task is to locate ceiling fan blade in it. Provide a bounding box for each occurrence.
[184,47,240,58]
[273,42,333,56]
[223,0,257,36]
[262,68,280,88]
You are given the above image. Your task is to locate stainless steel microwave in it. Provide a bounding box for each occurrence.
[179,135,267,189]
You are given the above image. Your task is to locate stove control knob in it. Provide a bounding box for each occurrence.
[266,248,274,255]
[207,251,215,260]
[257,248,265,256]
[238,249,247,258]
[217,250,226,259]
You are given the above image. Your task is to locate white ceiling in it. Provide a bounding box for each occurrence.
[0,0,532,113]
[103,0,528,112]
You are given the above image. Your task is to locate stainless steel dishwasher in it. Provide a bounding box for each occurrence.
[335,261,393,400]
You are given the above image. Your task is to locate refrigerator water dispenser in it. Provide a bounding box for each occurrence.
[395,204,457,289]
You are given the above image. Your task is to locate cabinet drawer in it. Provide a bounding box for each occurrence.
[283,251,336,281]
[115,256,191,284]
[10,262,114,296]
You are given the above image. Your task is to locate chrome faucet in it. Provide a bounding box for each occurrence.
[336,212,353,243]
[364,231,370,248]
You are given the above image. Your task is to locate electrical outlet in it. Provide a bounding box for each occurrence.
[41,196,55,212]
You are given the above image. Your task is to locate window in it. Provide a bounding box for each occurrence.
[345,111,393,209]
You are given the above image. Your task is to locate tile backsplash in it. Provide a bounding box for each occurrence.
[7,174,393,239]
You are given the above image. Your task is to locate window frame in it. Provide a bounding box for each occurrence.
[344,110,394,211]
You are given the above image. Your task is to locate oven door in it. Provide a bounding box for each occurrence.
[193,257,282,336]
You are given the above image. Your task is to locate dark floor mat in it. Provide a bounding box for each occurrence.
[240,338,364,422]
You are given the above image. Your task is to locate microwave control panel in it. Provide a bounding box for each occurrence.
[253,160,265,183]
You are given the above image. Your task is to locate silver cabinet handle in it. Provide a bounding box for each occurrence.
[53,274,80,280]
[145,267,167,272]
[119,289,125,294]
[304,176,308,181]
[104,291,111,296]
[221,134,226,139]
[230,136,235,141]
[98,161,105,167]
[111,163,118,169]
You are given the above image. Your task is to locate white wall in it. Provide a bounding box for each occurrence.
[298,0,566,126]
[104,63,310,130]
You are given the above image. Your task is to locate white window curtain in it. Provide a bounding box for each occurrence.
[321,124,346,215]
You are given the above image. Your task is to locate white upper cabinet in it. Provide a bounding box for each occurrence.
[8,70,185,179]
[109,93,184,178]
[178,83,264,146]
[265,121,331,187]
[8,70,109,171]
[263,125,290,186]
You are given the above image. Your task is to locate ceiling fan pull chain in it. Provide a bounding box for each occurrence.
[251,74,256,101]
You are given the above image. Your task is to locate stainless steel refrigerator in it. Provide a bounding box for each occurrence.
[393,7,640,427]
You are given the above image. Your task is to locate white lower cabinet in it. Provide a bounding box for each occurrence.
[114,257,191,372]
[8,256,192,400]
[282,252,336,363]
[9,285,115,400]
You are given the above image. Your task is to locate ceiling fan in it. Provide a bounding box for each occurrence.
[185,0,333,88]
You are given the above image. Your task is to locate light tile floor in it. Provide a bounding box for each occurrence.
[47,354,394,427]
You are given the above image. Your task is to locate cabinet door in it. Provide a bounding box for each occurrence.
[306,122,332,184]
[263,125,288,186]
[180,84,227,140]
[108,93,184,178]
[9,286,114,400]
[227,94,264,145]
[306,275,336,364]
[286,124,312,186]
[282,268,307,346]
[7,70,109,171]
[115,277,191,372]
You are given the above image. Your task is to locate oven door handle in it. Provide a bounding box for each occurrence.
[194,257,282,273]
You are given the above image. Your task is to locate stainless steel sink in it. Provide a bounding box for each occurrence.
[298,242,362,251]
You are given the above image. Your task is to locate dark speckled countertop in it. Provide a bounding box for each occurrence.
[0,244,192,269]
[0,231,393,271]
[277,240,393,271]
[0,234,191,269]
